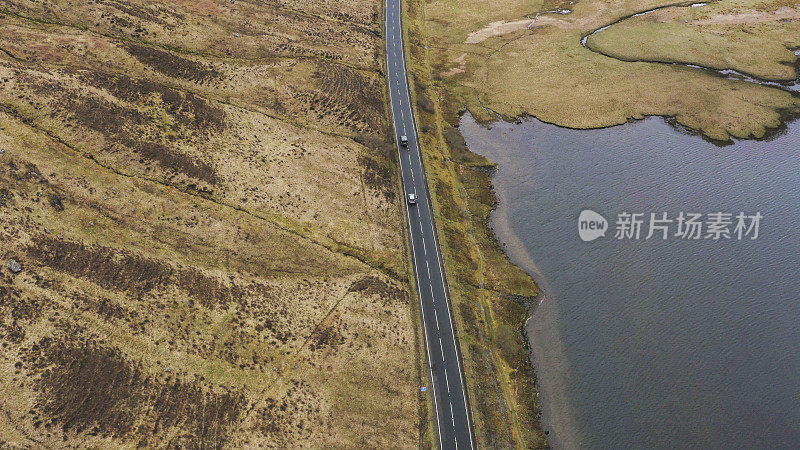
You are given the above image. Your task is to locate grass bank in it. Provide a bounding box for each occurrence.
[404,0,549,446]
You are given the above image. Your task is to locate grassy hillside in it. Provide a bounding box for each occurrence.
[0,0,424,447]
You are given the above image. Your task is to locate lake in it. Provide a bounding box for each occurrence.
[460,113,800,448]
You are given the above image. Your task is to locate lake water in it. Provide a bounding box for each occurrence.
[460,113,800,449]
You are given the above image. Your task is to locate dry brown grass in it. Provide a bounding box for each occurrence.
[0,0,379,66]
[587,1,800,81]
[0,0,423,446]
[424,0,800,141]
[0,15,389,135]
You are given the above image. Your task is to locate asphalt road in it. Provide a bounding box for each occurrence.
[384,1,475,448]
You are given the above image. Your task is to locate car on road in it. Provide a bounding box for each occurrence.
[400,135,408,147]
[407,193,417,204]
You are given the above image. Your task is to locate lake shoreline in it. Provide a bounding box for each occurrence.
[458,111,579,448]
[459,110,800,448]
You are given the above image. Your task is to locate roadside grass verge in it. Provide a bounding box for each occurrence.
[403,0,548,447]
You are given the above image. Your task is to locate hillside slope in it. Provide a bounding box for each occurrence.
[0,0,422,447]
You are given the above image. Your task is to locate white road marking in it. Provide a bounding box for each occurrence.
[386,1,476,448]
[417,217,426,244]
[417,219,438,309]
[434,308,440,330]
[444,367,451,393]
[385,23,443,450]
[406,153,415,182]
[449,401,455,427]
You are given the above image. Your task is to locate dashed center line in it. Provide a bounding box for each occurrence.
[449,401,455,427]
[386,1,475,448]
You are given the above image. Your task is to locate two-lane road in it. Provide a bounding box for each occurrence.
[384,1,475,448]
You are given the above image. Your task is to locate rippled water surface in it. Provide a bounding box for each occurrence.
[460,113,800,448]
